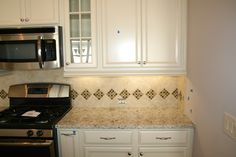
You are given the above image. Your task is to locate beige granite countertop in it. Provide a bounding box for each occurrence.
[57,106,193,129]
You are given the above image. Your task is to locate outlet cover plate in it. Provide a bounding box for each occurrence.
[224,112,236,141]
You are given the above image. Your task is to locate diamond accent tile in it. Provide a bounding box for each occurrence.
[119,89,130,99]
[70,89,79,100]
[172,88,179,99]
[133,89,143,100]
[146,89,157,100]
[94,89,104,100]
[0,90,7,99]
[107,89,117,100]
[81,89,91,100]
[159,88,170,99]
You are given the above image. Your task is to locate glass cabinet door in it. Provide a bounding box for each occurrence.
[68,0,94,64]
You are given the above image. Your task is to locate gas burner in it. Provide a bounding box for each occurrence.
[0,118,8,123]
[35,119,49,124]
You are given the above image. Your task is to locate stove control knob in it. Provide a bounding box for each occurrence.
[37,130,44,137]
[27,130,34,137]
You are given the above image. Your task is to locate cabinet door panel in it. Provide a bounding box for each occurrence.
[25,0,59,24]
[102,0,141,67]
[85,147,133,157]
[0,0,23,26]
[64,0,97,71]
[139,147,188,157]
[58,130,79,157]
[142,0,184,67]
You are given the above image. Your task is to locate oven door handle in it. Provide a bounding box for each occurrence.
[0,140,53,147]
[37,36,44,69]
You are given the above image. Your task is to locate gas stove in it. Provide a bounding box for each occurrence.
[0,105,70,129]
[0,83,72,157]
[0,83,71,130]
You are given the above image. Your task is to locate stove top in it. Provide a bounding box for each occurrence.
[0,105,71,129]
[0,83,72,130]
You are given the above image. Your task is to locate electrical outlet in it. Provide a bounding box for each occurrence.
[117,97,126,105]
[224,112,236,140]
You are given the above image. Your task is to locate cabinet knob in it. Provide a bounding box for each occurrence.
[20,18,24,22]
[66,62,70,65]
[25,18,30,22]
[143,61,146,64]
[128,152,132,156]
[137,61,141,64]
[140,152,144,156]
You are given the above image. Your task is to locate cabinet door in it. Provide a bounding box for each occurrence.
[25,0,59,24]
[0,0,23,26]
[85,147,133,157]
[101,0,141,68]
[139,147,188,157]
[58,130,79,157]
[64,0,97,72]
[142,0,186,71]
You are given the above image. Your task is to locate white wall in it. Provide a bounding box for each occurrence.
[187,0,236,157]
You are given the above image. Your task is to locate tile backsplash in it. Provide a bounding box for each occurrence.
[0,69,185,111]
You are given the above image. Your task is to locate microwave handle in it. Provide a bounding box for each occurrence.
[37,36,44,69]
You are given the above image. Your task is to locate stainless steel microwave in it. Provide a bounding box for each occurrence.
[0,26,63,70]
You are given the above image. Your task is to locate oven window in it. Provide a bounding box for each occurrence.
[0,139,55,157]
[0,40,38,62]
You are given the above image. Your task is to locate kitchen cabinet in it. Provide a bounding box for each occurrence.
[57,129,79,157]
[101,0,141,68]
[138,130,193,157]
[85,147,134,157]
[64,0,187,76]
[82,130,136,157]
[100,0,187,74]
[57,128,193,157]
[63,0,97,74]
[0,0,59,26]
[139,147,188,157]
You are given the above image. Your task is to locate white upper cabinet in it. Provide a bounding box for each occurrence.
[142,0,186,70]
[101,0,141,68]
[64,0,187,76]
[100,0,187,74]
[63,0,97,74]
[0,0,22,26]
[0,0,59,26]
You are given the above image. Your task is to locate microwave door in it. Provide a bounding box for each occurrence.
[0,40,41,70]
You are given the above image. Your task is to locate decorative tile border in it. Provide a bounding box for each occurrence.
[0,88,183,101]
[81,89,91,100]
[0,90,8,99]
[146,89,157,100]
[159,88,170,99]
[93,89,104,100]
[70,89,79,100]
[119,89,130,99]
[133,89,143,100]
[69,88,182,101]
[107,89,117,100]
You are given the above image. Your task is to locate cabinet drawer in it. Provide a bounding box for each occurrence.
[139,131,188,146]
[84,131,133,145]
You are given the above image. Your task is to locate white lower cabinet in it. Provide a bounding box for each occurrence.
[85,147,134,157]
[139,147,188,157]
[57,128,193,157]
[58,129,79,157]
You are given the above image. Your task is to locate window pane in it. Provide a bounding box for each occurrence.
[70,15,80,37]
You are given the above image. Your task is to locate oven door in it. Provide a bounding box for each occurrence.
[0,139,55,157]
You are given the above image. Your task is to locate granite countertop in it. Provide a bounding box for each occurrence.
[57,106,193,129]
